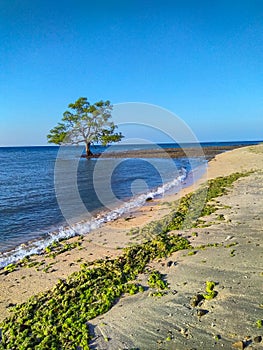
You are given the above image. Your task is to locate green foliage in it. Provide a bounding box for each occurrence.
[46,123,67,144]
[47,97,123,155]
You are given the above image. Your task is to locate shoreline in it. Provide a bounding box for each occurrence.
[0,165,191,268]
[0,144,245,264]
[0,144,263,349]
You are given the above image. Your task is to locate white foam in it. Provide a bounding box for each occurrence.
[0,168,188,269]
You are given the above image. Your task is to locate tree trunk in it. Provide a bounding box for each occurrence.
[85,142,93,157]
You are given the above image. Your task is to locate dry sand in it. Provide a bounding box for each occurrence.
[0,144,263,349]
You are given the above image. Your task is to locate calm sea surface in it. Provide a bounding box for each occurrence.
[0,141,260,267]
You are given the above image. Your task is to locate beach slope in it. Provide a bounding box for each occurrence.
[0,144,262,349]
[89,144,263,349]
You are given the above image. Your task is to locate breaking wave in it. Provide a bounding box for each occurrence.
[0,168,188,269]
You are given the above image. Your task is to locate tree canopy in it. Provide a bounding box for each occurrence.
[47,97,123,156]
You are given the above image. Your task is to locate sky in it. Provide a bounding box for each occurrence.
[0,0,262,145]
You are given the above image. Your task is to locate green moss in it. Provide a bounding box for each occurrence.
[126,173,250,238]
[230,249,236,257]
[0,233,189,349]
[196,243,222,250]
[188,251,197,256]
[26,261,45,269]
[3,263,18,273]
[202,280,218,300]
[42,262,56,273]
[0,172,251,349]
[203,290,217,300]
[147,270,168,291]
[225,242,238,248]
[206,281,215,291]
[46,241,81,258]
[256,319,262,328]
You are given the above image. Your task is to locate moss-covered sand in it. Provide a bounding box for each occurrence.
[0,172,253,350]
[0,144,263,349]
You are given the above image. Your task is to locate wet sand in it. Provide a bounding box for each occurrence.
[0,144,263,349]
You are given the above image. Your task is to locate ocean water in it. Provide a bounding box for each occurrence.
[0,141,260,267]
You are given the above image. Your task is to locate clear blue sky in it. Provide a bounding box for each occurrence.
[0,0,262,145]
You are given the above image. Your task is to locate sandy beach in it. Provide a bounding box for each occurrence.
[0,144,263,349]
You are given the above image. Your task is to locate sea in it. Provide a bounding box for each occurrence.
[0,141,261,268]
